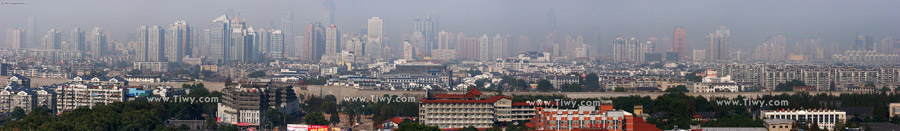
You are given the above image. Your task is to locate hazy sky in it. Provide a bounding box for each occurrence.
[2,0,899,52]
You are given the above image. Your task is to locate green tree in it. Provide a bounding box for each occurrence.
[305,112,330,125]
[247,70,266,78]
[10,107,25,120]
[775,79,806,91]
[665,85,689,93]
[329,112,341,125]
[614,87,626,92]
[537,80,553,92]
[562,83,582,92]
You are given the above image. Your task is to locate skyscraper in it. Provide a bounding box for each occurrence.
[282,9,295,58]
[6,28,25,49]
[167,21,191,62]
[90,27,107,57]
[479,34,491,61]
[27,17,36,49]
[42,29,61,50]
[305,23,326,62]
[325,24,341,55]
[672,26,686,61]
[137,26,165,62]
[492,34,504,59]
[437,31,455,50]
[366,17,383,59]
[71,28,86,52]
[270,30,285,59]
[319,0,335,24]
[879,37,895,54]
[705,26,730,61]
[209,14,230,64]
[613,37,651,62]
[227,15,255,63]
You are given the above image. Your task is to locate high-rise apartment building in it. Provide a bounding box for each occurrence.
[270,30,285,59]
[613,37,653,62]
[706,26,730,61]
[27,17,36,49]
[71,28,86,52]
[325,24,341,55]
[6,28,25,49]
[166,20,191,62]
[856,35,874,51]
[42,29,61,50]
[479,34,491,61]
[137,26,165,62]
[90,27,107,57]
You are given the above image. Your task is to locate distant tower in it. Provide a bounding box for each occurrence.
[319,0,335,24]
[27,16,36,49]
[208,14,230,64]
[366,17,384,59]
[42,29,61,50]
[705,26,730,61]
[479,34,491,61]
[771,33,786,60]
[283,8,296,58]
[672,26,686,61]
[547,7,557,32]
[90,27,107,58]
[856,35,874,51]
[326,24,341,55]
[167,20,191,62]
[7,28,25,49]
[270,30,285,59]
[305,23,326,61]
[137,26,165,62]
[72,28,86,52]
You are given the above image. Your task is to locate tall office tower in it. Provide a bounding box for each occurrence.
[27,17,36,49]
[42,29,61,50]
[504,34,513,57]
[256,28,270,57]
[137,26,165,62]
[90,27,107,57]
[166,20,191,62]
[771,33,786,60]
[244,28,257,63]
[546,8,556,32]
[517,35,531,52]
[545,32,557,55]
[6,28,25,49]
[227,15,252,63]
[855,35,874,51]
[648,37,660,53]
[672,26,686,61]
[879,37,894,54]
[366,17,383,59]
[191,27,205,58]
[283,9,295,58]
[437,31,455,50]
[319,0,335,24]
[305,23,326,61]
[270,30,285,59]
[325,24,341,55]
[71,28,86,52]
[209,14,230,64]
[478,34,491,61]
[705,26,730,61]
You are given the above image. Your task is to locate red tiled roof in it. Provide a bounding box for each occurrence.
[433,94,474,99]
[467,88,483,96]
[421,95,511,103]
[633,117,662,131]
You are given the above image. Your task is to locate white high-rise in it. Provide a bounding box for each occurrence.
[90,27,107,57]
[71,28,86,52]
[326,24,341,55]
[492,34,504,60]
[270,30,284,59]
[6,28,25,49]
[366,17,383,58]
[208,14,230,64]
[479,34,491,61]
[42,29,61,50]
[137,26,165,62]
[167,21,191,62]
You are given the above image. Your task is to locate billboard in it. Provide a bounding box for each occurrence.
[287,124,329,131]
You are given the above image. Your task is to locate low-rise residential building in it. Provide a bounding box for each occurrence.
[0,83,56,113]
[7,74,31,88]
[53,83,128,113]
[764,119,794,131]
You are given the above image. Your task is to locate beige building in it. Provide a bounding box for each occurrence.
[764,119,793,131]
[890,103,900,118]
[419,89,545,130]
[54,83,127,113]
[761,109,845,130]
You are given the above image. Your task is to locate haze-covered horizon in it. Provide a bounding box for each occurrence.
[2,0,899,53]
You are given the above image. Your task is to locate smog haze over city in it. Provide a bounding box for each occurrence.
[1,0,900,131]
